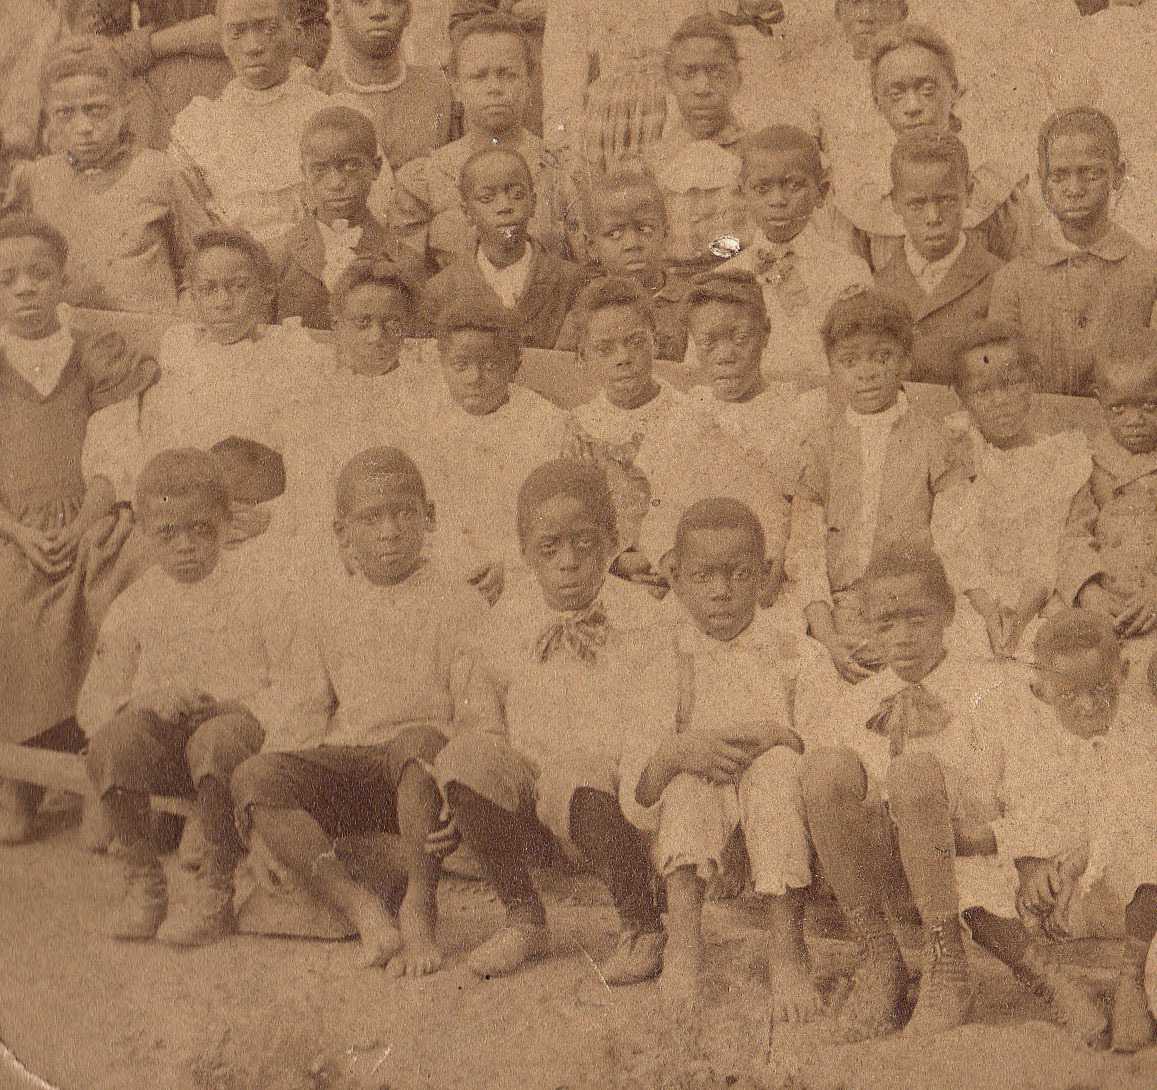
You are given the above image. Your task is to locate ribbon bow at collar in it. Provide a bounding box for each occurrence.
[532,602,610,666]
[866,683,952,757]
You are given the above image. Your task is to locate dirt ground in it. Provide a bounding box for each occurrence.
[2,806,1155,1090]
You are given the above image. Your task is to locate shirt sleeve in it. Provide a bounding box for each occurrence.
[1056,481,1103,604]
[986,262,1021,327]
[787,494,832,608]
[81,399,142,502]
[77,596,142,738]
[83,332,159,413]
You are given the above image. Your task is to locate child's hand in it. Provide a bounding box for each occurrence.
[1015,856,1066,923]
[611,549,670,597]
[425,800,460,860]
[1114,592,1157,638]
[1076,580,1118,620]
[224,501,272,547]
[466,561,505,605]
[824,635,875,684]
[667,733,756,784]
[132,687,216,722]
[9,523,73,578]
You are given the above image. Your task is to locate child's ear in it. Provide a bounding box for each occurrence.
[816,167,832,204]
[1028,675,1047,703]
[424,501,436,532]
[1113,159,1128,193]
[372,154,384,181]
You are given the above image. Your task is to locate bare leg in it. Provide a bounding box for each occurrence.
[335,832,408,913]
[387,762,444,978]
[768,887,823,1025]
[661,866,704,1019]
[1112,885,1157,1052]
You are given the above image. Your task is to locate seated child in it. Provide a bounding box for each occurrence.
[874,131,1005,385]
[0,214,157,844]
[276,106,418,331]
[1060,335,1157,701]
[420,146,583,350]
[555,167,689,362]
[954,609,1157,1052]
[436,460,668,982]
[620,498,817,1021]
[81,448,293,945]
[232,447,485,974]
[932,322,1091,660]
[989,107,1157,397]
[4,36,214,313]
[792,287,968,683]
[391,12,562,270]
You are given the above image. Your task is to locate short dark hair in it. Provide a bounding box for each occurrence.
[820,286,913,355]
[890,130,970,190]
[947,320,1040,394]
[1093,329,1157,399]
[0,214,69,268]
[302,105,380,161]
[738,126,824,185]
[448,12,534,77]
[458,145,534,201]
[686,272,771,334]
[1038,107,1122,173]
[516,459,617,550]
[666,14,740,67]
[135,447,232,518]
[571,277,657,346]
[209,436,286,505]
[40,33,127,98]
[216,0,299,21]
[861,547,955,612]
[335,446,427,518]
[435,296,522,362]
[1031,607,1122,673]
[673,497,766,563]
[331,258,415,318]
[871,22,959,94]
[187,227,274,286]
[579,167,669,235]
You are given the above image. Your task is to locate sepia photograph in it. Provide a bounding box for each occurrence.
[0,1,1155,1087]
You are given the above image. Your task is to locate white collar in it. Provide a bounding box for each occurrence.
[1,317,74,398]
[845,388,908,430]
[752,222,816,258]
[336,56,408,94]
[905,234,967,282]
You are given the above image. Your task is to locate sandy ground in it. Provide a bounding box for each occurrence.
[2,806,1155,1090]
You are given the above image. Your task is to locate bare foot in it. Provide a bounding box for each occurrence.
[467,922,550,978]
[387,891,443,978]
[770,953,824,1025]
[1110,974,1157,1053]
[660,936,702,1024]
[351,900,403,968]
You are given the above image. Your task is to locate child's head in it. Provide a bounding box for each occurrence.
[1093,334,1157,456]
[836,0,908,59]
[331,258,414,376]
[209,436,287,506]
[186,228,274,345]
[573,277,658,410]
[435,297,521,415]
[738,126,827,245]
[459,146,535,253]
[1031,609,1125,740]
[0,216,68,340]
[1037,108,1124,237]
[861,548,955,683]
[949,321,1039,449]
[890,130,970,261]
[300,106,382,226]
[686,273,770,403]
[821,286,912,414]
[671,497,767,641]
[40,35,129,171]
[333,446,432,585]
[135,448,232,584]
[517,460,617,612]
[332,0,409,62]
[580,169,669,281]
[870,23,960,137]
[664,15,741,141]
[217,0,297,91]
[449,13,533,139]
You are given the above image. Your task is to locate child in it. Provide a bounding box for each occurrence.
[556,168,689,363]
[81,448,293,944]
[420,146,583,350]
[989,107,1157,397]
[391,12,561,270]
[931,322,1091,660]
[1060,336,1157,700]
[231,447,485,974]
[874,131,1004,385]
[0,215,156,843]
[621,498,817,1021]
[276,106,417,330]
[4,36,213,313]
[436,459,668,982]
[791,287,968,683]
[954,609,1157,1051]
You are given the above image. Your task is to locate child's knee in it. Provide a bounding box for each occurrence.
[186,712,264,786]
[885,751,948,811]
[799,747,867,808]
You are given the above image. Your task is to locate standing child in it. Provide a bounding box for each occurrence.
[0,215,157,843]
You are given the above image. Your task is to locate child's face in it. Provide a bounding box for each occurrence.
[44,74,125,170]
[587,189,667,279]
[1035,647,1123,740]
[1040,131,1122,233]
[219,0,295,90]
[462,155,534,250]
[958,343,1033,448]
[673,526,764,641]
[140,491,227,585]
[453,32,531,138]
[523,493,611,612]
[865,572,951,683]
[189,246,270,345]
[666,37,740,140]
[335,473,429,585]
[1097,368,1157,455]
[837,0,906,56]
[0,238,65,339]
[829,331,906,414]
[333,283,408,376]
[334,0,409,60]
[689,300,767,403]
[873,44,957,136]
[891,157,968,261]
[301,126,380,225]
[581,303,656,410]
[439,329,518,415]
[741,147,824,245]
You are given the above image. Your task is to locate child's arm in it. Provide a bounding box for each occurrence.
[635,733,761,809]
[0,503,66,578]
[986,263,1021,328]
[1057,482,1112,611]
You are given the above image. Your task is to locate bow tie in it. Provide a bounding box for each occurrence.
[716,4,785,37]
[532,602,609,666]
[866,683,952,758]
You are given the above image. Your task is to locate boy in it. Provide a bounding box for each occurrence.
[436,460,668,981]
[791,287,967,684]
[989,107,1157,397]
[555,168,689,362]
[1060,337,1157,701]
[874,131,1004,385]
[391,12,561,270]
[81,448,293,944]
[232,447,485,974]
[420,146,583,350]
[621,498,817,1021]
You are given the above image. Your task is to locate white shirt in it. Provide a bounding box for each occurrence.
[572,379,685,449]
[0,323,73,398]
[475,244,534,309]
[905,234,968,294]
[317,218,365,293]
[846,392,907,574]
